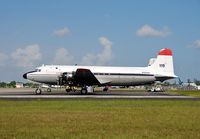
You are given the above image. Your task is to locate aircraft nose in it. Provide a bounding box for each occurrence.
[23,73,27,79]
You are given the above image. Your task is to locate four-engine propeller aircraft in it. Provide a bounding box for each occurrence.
[23,48,177,94]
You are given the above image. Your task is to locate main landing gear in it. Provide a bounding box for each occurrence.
[81,87,88,94]
[65,86,94,94]
[47,88,51,92]
[65,86,88,94]
[80,86,94,94]
[65,86,77,93]
[103,86,109,92]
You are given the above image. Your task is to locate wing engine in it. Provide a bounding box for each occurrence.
[58,68,100,86]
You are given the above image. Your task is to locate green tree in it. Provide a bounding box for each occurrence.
[194,79,200,86]
[0,82,7,88]
[9,81,16,88]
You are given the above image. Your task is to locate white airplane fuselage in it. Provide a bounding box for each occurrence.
[25,65,157,86]
[23,48,177,92]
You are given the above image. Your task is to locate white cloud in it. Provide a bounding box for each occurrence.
[190,39,200,48]
[82,37,113,66]
[136,24,170,37]
[53,48,74,65]
[0,52,8,66]
[97,37,113,65]
[54,27,70,37]
[11,44,42,67]
[82,53,97,66]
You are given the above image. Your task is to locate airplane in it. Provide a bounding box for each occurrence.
[23,48,177,94]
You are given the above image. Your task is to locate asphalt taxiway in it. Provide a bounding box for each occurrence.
[0,88,198,100]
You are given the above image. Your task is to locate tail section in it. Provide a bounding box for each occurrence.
[148,48,177,81]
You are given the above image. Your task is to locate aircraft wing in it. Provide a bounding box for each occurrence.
[73,68,100,86]
[73,68,110,86]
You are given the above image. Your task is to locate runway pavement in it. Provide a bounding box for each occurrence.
[0,88,198,100]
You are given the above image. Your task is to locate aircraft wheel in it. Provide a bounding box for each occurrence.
[47,88,51,92]
[103,87,108,92]
[35,89,42,95]
[81,88,87,94]
[66,88,72,92]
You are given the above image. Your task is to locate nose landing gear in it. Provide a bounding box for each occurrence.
[34,85,52,95]
[35,88,42,95]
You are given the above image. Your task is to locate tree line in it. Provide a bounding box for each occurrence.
[0,79,200,88]
[0,81,16,88]
[0,81,38,88]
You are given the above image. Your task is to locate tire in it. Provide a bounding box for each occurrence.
[103,87,108,92]
[35,89,42,95]
[66,89,72,92]
[47,88,51,92]
[81,88,87,94]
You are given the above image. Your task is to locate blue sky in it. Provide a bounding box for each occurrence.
[0,0,199,82]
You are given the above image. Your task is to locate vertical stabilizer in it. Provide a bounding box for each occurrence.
[148,48,176,78]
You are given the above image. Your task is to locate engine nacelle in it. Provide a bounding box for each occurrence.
[58,72,74,85]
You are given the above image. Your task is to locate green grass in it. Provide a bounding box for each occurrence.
[0,100,200,139]
[170,90,200,98]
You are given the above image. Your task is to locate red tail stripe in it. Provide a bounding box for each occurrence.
[158,48,172,56]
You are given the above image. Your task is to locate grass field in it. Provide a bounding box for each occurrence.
[0,100,200,139]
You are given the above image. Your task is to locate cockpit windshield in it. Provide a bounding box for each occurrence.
[35,69,41,72]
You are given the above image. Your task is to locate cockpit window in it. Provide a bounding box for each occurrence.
[35,69,41,72]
